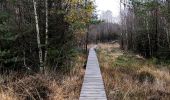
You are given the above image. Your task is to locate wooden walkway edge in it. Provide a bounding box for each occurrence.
[79,47,107,100]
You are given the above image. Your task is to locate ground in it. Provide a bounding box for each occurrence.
[0,52,86,100]
[1,43,170,100]
[97,43,170,100]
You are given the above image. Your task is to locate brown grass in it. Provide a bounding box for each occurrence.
[0,88,17,100]
[97,43,170,100]
[0,53,85,100]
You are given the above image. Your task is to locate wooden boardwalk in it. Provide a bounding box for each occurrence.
[79,48,107,100]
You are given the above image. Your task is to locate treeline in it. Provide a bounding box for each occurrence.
[88,22,120,43]
[0,0,94,73]
[120,0,170,59]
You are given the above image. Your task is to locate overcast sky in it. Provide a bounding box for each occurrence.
[95,0,120,22]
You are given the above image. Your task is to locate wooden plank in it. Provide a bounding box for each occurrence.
[79,48,107,100]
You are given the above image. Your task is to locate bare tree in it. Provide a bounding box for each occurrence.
[44,0,48,66]
[33,0,43,71]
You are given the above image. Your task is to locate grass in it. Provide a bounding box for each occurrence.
[97,43,170,100]
[0,52,86,100]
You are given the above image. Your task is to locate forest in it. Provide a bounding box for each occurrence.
[120,0,170,59]
[0,0,95,72]
[0,0,170,100]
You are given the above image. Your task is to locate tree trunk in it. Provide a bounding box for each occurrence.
[146,11,152,57]
[44,0,48,66]
[33,0,43,71]
[155,1,158,56]
[168,0,170,22]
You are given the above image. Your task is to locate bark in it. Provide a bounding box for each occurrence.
[85,0,88,54]
[146,11,152,56]
[44,0,48,66]
[33,0,43,70]
[168,0,170,22]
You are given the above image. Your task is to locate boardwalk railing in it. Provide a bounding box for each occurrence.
[79,47,107,100]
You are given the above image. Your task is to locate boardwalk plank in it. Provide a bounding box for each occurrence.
[79,48,107,100]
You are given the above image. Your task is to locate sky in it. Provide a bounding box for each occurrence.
[95,0,120,22]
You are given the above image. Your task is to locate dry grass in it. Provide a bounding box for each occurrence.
[0,88,17,100]
[97,43,170,100]
[0,53,85,100]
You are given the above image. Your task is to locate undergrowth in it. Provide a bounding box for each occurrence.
[0,52,86,100]
[97,43,170,100]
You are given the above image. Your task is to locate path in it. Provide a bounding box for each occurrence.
[79,47,107,100]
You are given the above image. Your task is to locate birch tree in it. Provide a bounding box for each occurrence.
[33,0,43,71]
